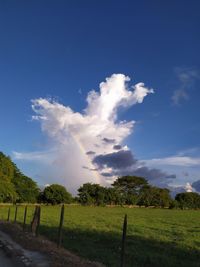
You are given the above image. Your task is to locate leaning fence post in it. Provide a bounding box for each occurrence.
[31,205,41,235]
[57,204,65,248]
[23,206,28,231]
[36,206,41,237]
[7,207,11,221]
[14,205,18,223]
[120,214,127,267]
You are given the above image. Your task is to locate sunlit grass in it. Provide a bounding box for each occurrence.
[0,205,200,267]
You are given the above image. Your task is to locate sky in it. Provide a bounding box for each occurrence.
[0,0,200,194]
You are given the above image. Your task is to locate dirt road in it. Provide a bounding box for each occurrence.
[0,250,15,267]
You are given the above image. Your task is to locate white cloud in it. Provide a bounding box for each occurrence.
[13,151,54,162]
[14,74,154,192]
[172,89,189,105]
[172,67,200,105]
[145,156,200,167]
[185,182,193,192]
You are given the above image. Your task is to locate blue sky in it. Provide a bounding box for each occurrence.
[0,0,200,193]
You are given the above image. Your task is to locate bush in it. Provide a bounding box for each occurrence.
[41,184,72,205]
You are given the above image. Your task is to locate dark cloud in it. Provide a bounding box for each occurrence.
[109,166,176,187]
[165,174,176,179]
[102,137,116,144]
[82,166,98,171]
[93,150,137,169]
[113,145,122,150]
[192,180,200,192]
[130,167,176,186]
[86,151,96,155]
[93,149,176,188]
[182,171,189,177]
[101,172,113,177]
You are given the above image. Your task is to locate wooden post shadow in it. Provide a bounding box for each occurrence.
[23,206,28,231]
[7,207,11,221]
[14,205,18,223]
[31,205,41,236]
[57,204,65,248]
[36,206,41,237]
[120,214,127,267]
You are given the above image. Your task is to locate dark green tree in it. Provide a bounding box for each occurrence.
[112,176,148,204]
[0,151,40,203]
[42,184,72,205]
[104,187,125,205]
[138,186,171,207]
[78,183,107,205]
[0,180,16,203]
[0,152,17,202]
[12,172,39,203]
[175,192,200,209]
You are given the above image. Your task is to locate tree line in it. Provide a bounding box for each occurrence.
[1,151,200,209]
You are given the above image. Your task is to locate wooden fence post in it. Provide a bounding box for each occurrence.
[14,205,18,223]
[7,207,11,221]
[120,214,127,267]
[23,206,28,231]
[31,205,41,235]
[57,204,65,248]
[36,206,41,237]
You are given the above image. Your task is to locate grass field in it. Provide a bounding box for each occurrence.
[0,205,200,267]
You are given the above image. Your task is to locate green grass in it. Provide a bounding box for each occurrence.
[1,205,200,267]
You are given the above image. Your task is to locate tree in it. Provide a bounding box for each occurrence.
[41,184,72,205]
[0,152,17,202]
[150,187,171,207]
[175,192,200,209]
[112,176,148,205]
[137,185,155,207]
[0,151,40,203]
[104,187,125,205]
[78,183,107,205]
[12,172,39,203]
[138,186,171,207]
[0,180,16,203]
[0,152,15,181]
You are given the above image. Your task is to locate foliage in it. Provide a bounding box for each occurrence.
[78,177,173,207]
[112,175,148,205]
[0,180,17,202]
[169,200,179,209]
[0,151,40,203]
[12,172,39,203]
[112,175,148,195]
[138,186,172,207]
[78,183,106,205]
[41,184,72,205]
[175,192,200,209]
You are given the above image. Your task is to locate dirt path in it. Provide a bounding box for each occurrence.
[0,221,105,267]
[0,250,16,267]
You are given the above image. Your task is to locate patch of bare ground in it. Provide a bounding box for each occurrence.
[0,221,105,267]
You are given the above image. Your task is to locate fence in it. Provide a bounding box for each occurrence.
[0,204,128,267]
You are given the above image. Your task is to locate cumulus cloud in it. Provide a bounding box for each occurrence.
[185,182,193,192]
[172,67,200,105]
[14,73,157,192]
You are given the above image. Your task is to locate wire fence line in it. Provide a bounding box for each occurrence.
[0,204,128,267]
